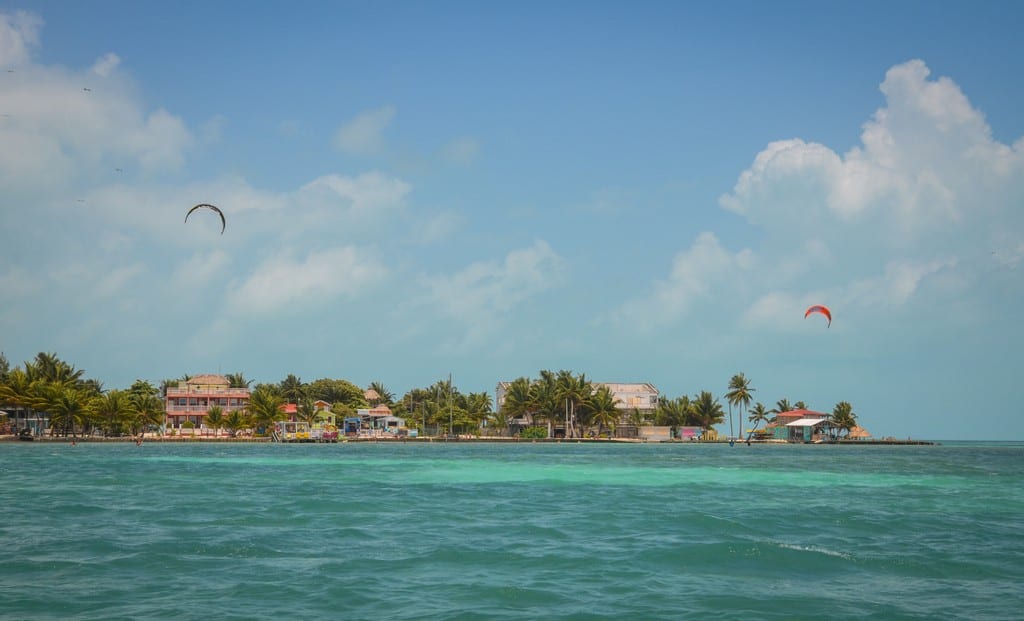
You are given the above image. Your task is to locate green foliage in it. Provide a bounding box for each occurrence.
[520,426,548,439]
[307,378,367,408]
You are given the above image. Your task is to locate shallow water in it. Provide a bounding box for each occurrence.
[1,442,1021,620]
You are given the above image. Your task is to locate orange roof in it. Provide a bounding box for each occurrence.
[364,388,381,400]
[279,403,298,414]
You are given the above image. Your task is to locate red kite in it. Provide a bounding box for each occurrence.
[804,304,831,327]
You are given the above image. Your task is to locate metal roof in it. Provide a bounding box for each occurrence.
[786,417,832,427]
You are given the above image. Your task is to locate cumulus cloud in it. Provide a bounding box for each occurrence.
[0,10,41,68]
[609,232,754,329]
[297,171,410,217]
[418,240,565,347]
[0,17,194,189]
[334,105,395,155]
[720,59,1023,238]
[227,246,387,315]
[91,52,120,77]
[619,59,1024,334]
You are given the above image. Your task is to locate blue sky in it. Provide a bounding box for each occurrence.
[2,1,1022,440]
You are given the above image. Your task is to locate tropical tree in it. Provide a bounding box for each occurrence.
[501,377,534,427]
[831,401,857,439]
[464,392,493,434]
[205,405,224,437]
[90,389,132,436]
[771,398,793,422]
[368,381,395,405]
[279,374,306,404]
[223,410,246,437]
[131,393,166,435]
[691,390,725,433]
[248,385,285,434]
[529,370,561,436]
[794,401,808,410]
[225,372,253,389]
[588,385,620,437]
[725,373,754,441]
[307,378,367,408]
[656,395,692,432]
[296,397,318,426]
[556,370,592,438]
[746,402,771,442]
[37,384,89,438]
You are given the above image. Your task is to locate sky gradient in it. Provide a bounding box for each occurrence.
[2,1,1022,440]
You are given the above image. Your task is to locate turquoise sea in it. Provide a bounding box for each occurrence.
[1,442,1022,620]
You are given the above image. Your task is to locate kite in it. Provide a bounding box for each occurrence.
[804,304,832,328]
[185,203,226,234]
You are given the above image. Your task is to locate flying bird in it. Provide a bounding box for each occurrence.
[185,203,226,234]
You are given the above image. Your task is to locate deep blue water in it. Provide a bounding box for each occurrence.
[1,442,1021,620]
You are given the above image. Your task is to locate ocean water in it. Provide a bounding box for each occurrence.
[1,442,1021,620]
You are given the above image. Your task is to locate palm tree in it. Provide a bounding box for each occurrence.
[225,372,253,389]
[588,385,620,437]
[248,385,285,435]
[771,398,792,422]
[296,398,318,426]
[529,370,560,437]
[725,373,754,442]
[205,405,224,437]
[830,401,857,439]
[556,370,592,438]
[38,384,89,438]
[131,393,166,436]
[691,391,725,434]
[746,402,771,442]
[656,396,692,436]
[501,377,534,434]
[465,392,493,435]
[90,389,131,437]
[279,374,305,405]
[224,410,245,438]
[369,381,395,405]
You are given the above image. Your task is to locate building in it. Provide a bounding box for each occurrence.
[495,380,659,437]
[765,409,832,442]
[164,374,250,429]
[495,381,659,416]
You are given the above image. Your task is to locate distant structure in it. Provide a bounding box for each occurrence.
[164,374,250,430]
[495,380,659,437]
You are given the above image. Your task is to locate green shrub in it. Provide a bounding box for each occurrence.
[520,426,548,439]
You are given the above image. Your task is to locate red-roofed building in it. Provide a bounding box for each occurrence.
[165,374,250,429]
[765,409,831,442]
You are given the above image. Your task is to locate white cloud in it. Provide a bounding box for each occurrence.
[0,10,41,68]
[91,52,120,77]
[720,59,1024,240]
[334,105,395,155]
[0,27,194,189]
[418,240,565,347]
[297,171,410,217]
[227,246,387,315]
[609,232,754,329]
